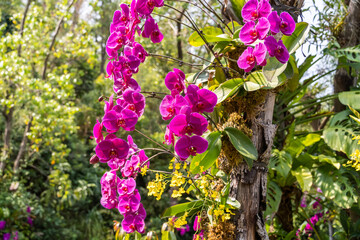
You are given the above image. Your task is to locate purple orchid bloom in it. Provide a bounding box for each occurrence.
[135,0,164,16]
[237,42,267,72]
[118,177,137,196]
[27,216,33,226]
[169,113,208,137]
[102,107,138,132]
[241,0,272,22]
[141,17,163,43]
[100,171,120,209]
[164,68,186,93]
[117,89,145,117]
[185,85,217,113]
[107,157,126,170]
[0,220,5,230]
[118,191,141,215]
[268,11,296,36]
[193,216,201,231]
[113,77,141,94]
[176,224,190,236]
[110,4,131,33]
[175,135,208,159]
[104,94,114,113]
[3,233,11,240]
[13,231,18,240]
[121,214,145,233]
[264,36,290,64]
[92,120,103,143]
[122,155,140,177]
[159,94,188,120]
[132,42,148,63]
[106,27,128,55]
[239,17,270,45]
[95,137,129,162]
[164,126,175,146]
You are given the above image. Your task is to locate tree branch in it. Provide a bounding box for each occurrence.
[17,0,32,57]
[41,0,76,80]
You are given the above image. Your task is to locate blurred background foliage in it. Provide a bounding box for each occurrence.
[0,0,360,239]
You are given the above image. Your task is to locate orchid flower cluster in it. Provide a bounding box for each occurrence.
[91,0,165,234]
[297,189,326,238]
[159,69,217,159]
[237,0,296,72]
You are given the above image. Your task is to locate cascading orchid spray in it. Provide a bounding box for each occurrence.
[90,0,165,234]
[90,0,298,237]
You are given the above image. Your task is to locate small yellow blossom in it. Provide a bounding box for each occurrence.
[140,165,148,176]
[171,187,185,198]
[174,212,188,228]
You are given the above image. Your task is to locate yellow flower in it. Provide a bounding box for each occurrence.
[171,187,185,198]
[147,173,166,200]
[174,212,188,228]
[140,165,148,176]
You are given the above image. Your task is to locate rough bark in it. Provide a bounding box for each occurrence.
[0,107,14,174]
[226,1,303,239]
[13,117,33,174]
[229,91,277,240]
[333,0,360,112]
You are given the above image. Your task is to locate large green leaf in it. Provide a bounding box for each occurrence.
[189,27,232,47]
[263,57,288,82]
[190,131,222,174]
[213,78,243,103]
[286,55,300,91]
[229,0,245,21]
[316,165,357,208]
[338,91,360,109]
[299,133,321,147]
[162,200,203,218]
[269,150,292,178]
[264,181,282,220]
[243,71,279,91]
[224,127,258,167]
[282,22,310,54]
[292,168,312,191]
[326,44,360,62]
[323,125,359,157]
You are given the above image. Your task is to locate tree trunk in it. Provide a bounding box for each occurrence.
[333,0,360,112]
[0,107,14,174]
[13,117,33,174]
[229,91,277,240]
[226,1,303,239]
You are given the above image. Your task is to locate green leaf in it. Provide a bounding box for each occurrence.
[338,91,360,109]
[299,133,321,147]
[316,165,357,208]
[188,27,232,47]
[292,168,312,191]
[298,55,316,80]
[323,126,359,157]
[215,67,226,83]
[282,22,310,54]
[229,0,245,21]
[162,200,203,218]
[243,71,279,91]
[318,155,340,169]
[264,181,282,220]
[326,44,360,62]
[263,57,288,82]
[269,150,292,178]
[286,55,300,91]
[224,127,258,167]
[213,78,244,103]
[190,131,222,174]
